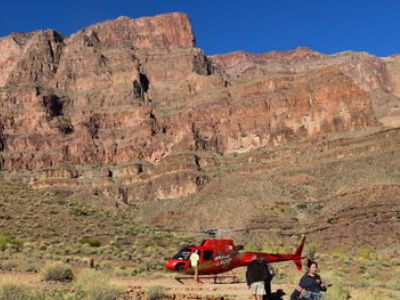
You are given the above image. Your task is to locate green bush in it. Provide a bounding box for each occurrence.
[9,239,23,252]
[0,235,10,253]
[147,285,168,300]
[296,203,307,210]
[43,263,74,282]
[305,245,317,260]
[79,238,101,247]
[70,207,92,216]
[74,269,120,300]
[359,249,371,260]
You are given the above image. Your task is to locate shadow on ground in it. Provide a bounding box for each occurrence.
[267,289,286,300]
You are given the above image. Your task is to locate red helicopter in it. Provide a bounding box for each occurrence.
[165,229,306,283]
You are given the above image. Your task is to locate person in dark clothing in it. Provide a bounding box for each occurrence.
[290,260,327,300]
[246,255,272,300]
[263,262,274,300]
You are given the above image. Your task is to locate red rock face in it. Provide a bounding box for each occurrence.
[211,47,326,69]
[73,13,196,49]
[212,48,391,93]
[0,13,398,201]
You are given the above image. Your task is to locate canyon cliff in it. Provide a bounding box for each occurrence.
[1,13,400,250]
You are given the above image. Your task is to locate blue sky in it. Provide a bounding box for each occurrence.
[1,0,399,57]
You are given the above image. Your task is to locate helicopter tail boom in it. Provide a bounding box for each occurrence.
[239,234,306,270]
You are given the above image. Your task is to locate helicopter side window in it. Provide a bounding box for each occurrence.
[203,250,214,261]
[172,247,191,260]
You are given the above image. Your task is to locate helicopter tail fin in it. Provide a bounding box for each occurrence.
[293,234,306,270]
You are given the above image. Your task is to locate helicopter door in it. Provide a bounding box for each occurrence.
[202,249,214,262]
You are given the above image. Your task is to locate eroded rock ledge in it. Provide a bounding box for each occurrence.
[1,13,400,202]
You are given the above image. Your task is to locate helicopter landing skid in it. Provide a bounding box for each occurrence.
[175,274,239,284]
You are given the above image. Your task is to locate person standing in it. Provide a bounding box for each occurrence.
[290,260,327,300]
[189,250,201,283]
[246,255,271,300]
[263,263,274,300]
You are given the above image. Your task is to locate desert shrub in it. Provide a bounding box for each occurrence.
[79,238,101,247]
[305,245,317,260]
[70,206,93,216]
[147,285,168,300]
[74,269,120,300]
[43,263,74,282]
[332,249,346,260]
[359,249,371,260]
[9,239,23,252]
[0,235,10,253]
[296,203,307,210]
[0,281,29,300]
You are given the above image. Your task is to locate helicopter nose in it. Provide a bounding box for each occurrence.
[165,260,176,271]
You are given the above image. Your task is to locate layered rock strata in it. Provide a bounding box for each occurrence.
[1,13,399,202]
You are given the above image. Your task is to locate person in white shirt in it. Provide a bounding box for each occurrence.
[189,250,201,283]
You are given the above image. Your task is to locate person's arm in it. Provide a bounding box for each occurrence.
[246,268,251,287]
[263,261,273,281]
[196,254,200,265]
[269,264,275,279]
[298,275,309,290]
[319,276,327,291]
[291,275,306,299]
[290,290,301,300]
[290,286,303,300]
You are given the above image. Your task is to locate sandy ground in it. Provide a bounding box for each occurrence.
[3,271,396,300]
[113,275,292,300]
[0,271,293,299]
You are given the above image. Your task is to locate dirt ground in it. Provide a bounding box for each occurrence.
[1,270,398,300]
[114,275,400,300]
[0,270,291,299]
[114,276,290,300]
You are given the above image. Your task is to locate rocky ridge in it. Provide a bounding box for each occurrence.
[0,12,400,224]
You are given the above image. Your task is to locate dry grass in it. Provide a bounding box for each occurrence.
[0,279,31,300]
[0,179,193,277]
[74,269,120,300]
[0,126,399,298]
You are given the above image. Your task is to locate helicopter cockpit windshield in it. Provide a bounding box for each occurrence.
[172,247,191,260]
